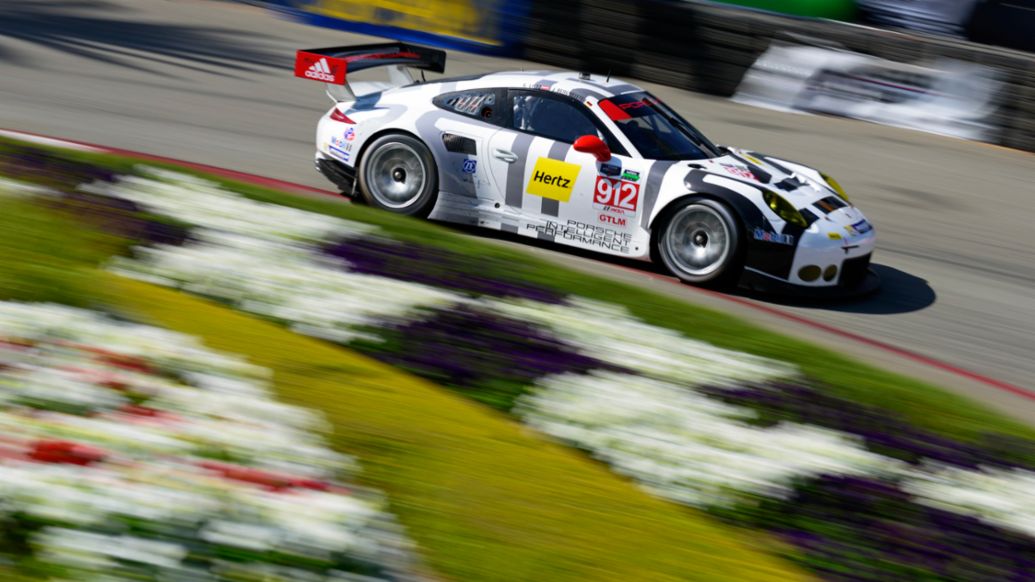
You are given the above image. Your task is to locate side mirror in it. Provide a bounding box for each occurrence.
[573,135,612,162]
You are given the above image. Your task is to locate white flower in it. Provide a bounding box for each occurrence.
[904,464,1035,538]
[490,297,795,386]
[520,372,901,507]
[81,167,375,243]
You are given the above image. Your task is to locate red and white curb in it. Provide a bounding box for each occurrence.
[4,127,1034,405]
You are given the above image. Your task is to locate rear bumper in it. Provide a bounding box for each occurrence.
[315,153,357,196]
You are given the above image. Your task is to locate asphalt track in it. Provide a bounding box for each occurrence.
[3,0,1034,422]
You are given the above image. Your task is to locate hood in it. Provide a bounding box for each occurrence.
[692,148,840,211]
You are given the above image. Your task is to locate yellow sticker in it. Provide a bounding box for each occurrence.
[526,158,580,202]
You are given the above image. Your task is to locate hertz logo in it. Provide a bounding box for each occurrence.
[527,158,580,202]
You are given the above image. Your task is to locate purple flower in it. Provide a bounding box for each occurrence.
[740,475,1035,581]
[701,383,1035,472]
[1,146,116,191]
[351,304,623,410]
[322,236,566,303]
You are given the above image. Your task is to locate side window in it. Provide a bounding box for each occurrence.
[510,92,602,144]
[433,89,505,126]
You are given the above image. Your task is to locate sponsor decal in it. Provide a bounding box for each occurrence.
[532,219,632,253]
[600,95,661,120]
[844,219,873,236]
[527,158,580,202]
[462,159,477,174]
[599,214,626,227]
[594,176,639,213]
[753,228,794,245]
[721,164,756,181]
[294,52,346,84]
[600,163,621,177]
[621,170,640,182]
[344,127,356,141]
[328,144,351,163]
[330,135,353,152]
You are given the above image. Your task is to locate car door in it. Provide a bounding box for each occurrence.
[485,89,648,256]
[426,88,508,223]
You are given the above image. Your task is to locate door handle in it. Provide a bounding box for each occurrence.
[493,149,518,163]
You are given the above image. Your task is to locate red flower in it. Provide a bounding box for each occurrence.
[29,440,107,465]
[198,461,335,492]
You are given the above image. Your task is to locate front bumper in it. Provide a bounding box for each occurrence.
[740,253,880,298]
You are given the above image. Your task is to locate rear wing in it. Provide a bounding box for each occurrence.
[294,42,446,102]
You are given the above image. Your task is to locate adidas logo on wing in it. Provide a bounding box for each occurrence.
[305,58,336,82]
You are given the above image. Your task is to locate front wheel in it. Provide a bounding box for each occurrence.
[358,133,438,217]
[653,199,742,287]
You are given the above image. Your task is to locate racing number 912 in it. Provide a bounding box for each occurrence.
[594,177,640,211]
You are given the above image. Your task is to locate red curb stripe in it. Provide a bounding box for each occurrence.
[4,128,1033,401]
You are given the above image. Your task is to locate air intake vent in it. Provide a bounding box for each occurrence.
[442,133,477,155]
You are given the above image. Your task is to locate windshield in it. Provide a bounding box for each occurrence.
[599,92,720,161]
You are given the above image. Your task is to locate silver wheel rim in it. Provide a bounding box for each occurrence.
[663,204,731,277]
[366,142,427,209]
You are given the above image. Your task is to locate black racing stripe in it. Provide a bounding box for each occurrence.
[505,132,536,209]
[639,161,677,229]
[773,176,807,192]
[728,153,772,184]
[751,152,794,176]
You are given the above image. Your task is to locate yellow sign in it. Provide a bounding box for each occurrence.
[526,158,580,202]
[307,0,501,46]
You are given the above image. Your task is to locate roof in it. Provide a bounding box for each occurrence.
[429,70,645,101]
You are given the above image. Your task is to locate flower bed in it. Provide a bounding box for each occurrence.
[9,149,1035,581]
[0,302,412,581]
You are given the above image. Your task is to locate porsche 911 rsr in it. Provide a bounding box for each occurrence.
[294,42,878,295]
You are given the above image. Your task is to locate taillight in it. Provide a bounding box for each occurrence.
[329,108,354,123]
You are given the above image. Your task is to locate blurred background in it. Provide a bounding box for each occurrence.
[263,0,1035,151]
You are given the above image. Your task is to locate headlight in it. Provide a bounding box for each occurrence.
[762,190,807,228]
[820,172,850,203]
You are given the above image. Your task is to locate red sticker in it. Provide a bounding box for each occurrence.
[294,51,347,84]
[594,176,640,212]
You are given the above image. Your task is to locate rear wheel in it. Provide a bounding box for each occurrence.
[654,199,742,287]
[358,133,438,217]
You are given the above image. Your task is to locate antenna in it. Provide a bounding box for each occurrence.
[606,69,611,82]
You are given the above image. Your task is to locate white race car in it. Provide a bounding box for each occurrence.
[295,42,878,295]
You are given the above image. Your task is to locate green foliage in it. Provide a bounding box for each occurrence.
[0,196,121,306]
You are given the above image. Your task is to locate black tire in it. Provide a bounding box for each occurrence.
[652,198,743,287]
[357,133,438,217]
